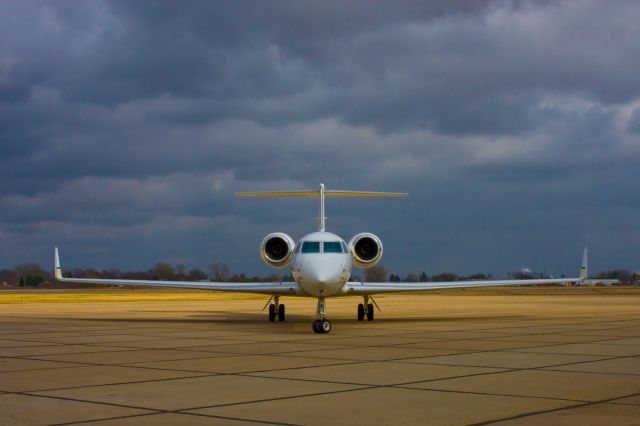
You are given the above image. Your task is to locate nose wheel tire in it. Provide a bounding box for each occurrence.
[312,319,331,334]
[366,303,374,321]
[268,304,276,322]
[277,304,285,322]
[357,304,365,321]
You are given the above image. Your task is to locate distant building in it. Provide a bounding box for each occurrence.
[582,279,620,286]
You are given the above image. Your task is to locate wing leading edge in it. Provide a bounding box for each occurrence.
[54,247,299,295]
[346,247,588,295]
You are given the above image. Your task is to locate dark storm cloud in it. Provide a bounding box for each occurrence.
[629,107,640,134]
[0,0,639,274]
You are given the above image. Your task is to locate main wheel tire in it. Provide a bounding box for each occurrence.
[357,303,365,321]
[312,320,321,333]
[366,303,374,321]
[278,304,285,322]
[321,319,331,333]
[268,304,276,322]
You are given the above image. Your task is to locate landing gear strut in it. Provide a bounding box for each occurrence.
[312,297,331,334]
[268,295,285,322]
[357,295,374,321]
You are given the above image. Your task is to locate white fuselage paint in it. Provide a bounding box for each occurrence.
[290,231,352,297]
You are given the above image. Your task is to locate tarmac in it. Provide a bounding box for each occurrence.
[1,290,639,425]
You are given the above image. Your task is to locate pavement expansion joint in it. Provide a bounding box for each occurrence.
[394,386,586,403]
[177,385,378,412]
[472,390,640,425]
[22,372,217,393]
[19,391,166,414]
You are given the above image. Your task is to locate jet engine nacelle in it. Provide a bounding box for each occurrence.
[348,233,383,268]
[260,232,295,268]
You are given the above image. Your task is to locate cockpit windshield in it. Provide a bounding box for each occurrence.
[299,240,347,254]
[323,242,343,253]
[301,241,320,253]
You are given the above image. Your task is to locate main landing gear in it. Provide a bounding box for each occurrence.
[357,295,374,321]
[312,297,331,334]
[268,295,285,322]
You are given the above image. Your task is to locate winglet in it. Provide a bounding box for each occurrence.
[579,246,588,281]
[54,246,63,280]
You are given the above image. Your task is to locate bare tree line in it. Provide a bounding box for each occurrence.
[0,261,293,288]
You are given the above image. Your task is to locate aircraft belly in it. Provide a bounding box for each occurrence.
[297,280,345,297]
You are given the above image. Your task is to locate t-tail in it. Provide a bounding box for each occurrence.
[236,183,408,231]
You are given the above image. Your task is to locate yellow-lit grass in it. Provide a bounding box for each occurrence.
[0,288,266,304]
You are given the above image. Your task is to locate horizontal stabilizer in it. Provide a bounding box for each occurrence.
[236,190,408,197]
[237,183,407,232]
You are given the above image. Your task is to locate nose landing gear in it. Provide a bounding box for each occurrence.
[312,319,331,333]
[312,297,331,333]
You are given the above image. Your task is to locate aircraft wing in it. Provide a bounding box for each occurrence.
[346,277,578,294]
[346,247,588,295]
[54,247,299,295]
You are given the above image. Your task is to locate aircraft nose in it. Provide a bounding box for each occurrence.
[305,261,339,284]
[314,271,332,284]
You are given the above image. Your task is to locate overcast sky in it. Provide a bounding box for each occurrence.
[1,1,639,277]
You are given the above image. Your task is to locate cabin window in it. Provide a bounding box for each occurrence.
[323,241,343,253]
[301,241,321,253]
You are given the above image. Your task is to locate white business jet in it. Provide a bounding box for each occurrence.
[54,183,588,333]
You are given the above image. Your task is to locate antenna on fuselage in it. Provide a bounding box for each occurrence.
[236,184,408,231]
